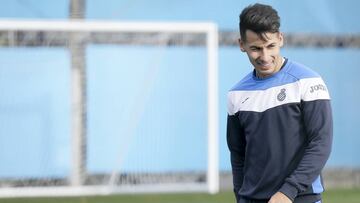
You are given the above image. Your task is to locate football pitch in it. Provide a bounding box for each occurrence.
[0,189,359,203]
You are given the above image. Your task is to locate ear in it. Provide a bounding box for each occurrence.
[278,32,284,47]
[238,38,246,52]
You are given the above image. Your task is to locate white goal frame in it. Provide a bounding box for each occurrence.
[0,19,219,197]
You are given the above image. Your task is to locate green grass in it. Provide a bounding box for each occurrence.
[322,188,360,203]
[0,189,359,203]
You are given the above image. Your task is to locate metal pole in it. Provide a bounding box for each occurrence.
[69,0,87,186]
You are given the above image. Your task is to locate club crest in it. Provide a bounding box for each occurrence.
[277,88,286,101]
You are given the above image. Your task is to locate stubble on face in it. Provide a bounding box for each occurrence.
[239,30,284,78]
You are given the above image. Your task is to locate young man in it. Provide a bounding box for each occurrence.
[227,3,333,203]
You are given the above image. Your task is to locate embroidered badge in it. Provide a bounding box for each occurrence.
[277,88,286,101]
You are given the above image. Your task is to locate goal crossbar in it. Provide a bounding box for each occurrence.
[0,19,216,33]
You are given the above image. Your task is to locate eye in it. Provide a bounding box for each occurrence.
[268,44,276,48]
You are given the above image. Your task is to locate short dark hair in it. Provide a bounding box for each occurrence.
[239,3,280,42]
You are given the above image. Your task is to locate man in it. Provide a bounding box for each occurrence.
[227,3,333,203]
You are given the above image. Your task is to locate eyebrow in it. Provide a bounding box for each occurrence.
[249,45,261,49]
[250,42,276,48]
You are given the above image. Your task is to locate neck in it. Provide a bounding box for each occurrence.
[276,57,285,72]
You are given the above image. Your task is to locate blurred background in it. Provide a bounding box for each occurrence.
[0,0,360,200]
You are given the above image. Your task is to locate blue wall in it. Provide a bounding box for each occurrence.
[1,46,359,177]
[0,0,360,177]
[86,45,208,173]
[0,48,71,177]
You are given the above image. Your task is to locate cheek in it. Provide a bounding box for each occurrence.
[271,48,281,56]
[246,52,259,60]
[247,55,258,66]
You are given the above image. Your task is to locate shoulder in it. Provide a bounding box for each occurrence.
[229,71,254,92]
[285,60,331,101]
[286,60,321,80]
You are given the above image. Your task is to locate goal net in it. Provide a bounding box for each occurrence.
[0,19,219,198]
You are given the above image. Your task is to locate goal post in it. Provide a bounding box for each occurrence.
[0,19,219,197]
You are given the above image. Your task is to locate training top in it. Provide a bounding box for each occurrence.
[227,58,333,202]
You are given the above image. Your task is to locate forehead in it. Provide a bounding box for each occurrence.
[243,30,280,46]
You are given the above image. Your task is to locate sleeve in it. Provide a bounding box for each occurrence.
[279,77,333,201]
[227,93,246,202]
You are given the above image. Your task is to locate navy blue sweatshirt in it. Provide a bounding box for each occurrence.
[226,59,333,202]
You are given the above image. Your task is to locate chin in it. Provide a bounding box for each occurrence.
[257,67,274,74]
[257,69,275,78]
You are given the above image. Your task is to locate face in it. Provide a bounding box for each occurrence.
[239,30,284,78]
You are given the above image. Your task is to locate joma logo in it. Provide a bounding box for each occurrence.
[310,84,327,93]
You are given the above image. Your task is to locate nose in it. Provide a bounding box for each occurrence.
[259,49,271,62]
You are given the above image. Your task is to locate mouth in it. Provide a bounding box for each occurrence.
[256,61,273,69]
